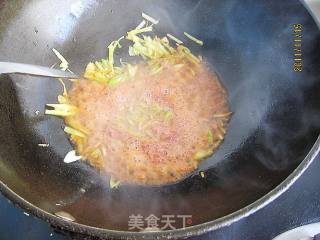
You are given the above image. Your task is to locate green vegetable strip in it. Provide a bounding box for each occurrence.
[208,130,213,144]
[167,34,183,44]
[110,177,121,189]
[142,12,159,25]
[108,36,124,69]
[45,109,75,117]
[184,32,204,46]
[52,48,69,71]
[64,126,86,138]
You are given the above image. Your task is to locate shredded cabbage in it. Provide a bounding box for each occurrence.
[136,20,146,30]
[127,26,153,40]
[52,48,69,71]
[58,95,68,104]
[45,103,77,117]
[108,36,124,69]
[65,118,90,135]
[208,130,213,144]
[167,34,183,44]
[184,32,204,46]
[164,111,173,122]
[213,112,233,118]
[83,15,203,88]
[194,149,213,160]
[142,12,159,25]
[110,177,121,189]
[64,126,86,138]
[58,79,68,96]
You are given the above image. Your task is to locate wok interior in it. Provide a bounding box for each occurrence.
[0,0,320,231]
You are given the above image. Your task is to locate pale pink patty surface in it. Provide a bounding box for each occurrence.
[67,60,230,185]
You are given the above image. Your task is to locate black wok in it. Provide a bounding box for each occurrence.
[0,0,319,239]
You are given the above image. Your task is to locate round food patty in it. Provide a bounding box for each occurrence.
[66,59,230,185]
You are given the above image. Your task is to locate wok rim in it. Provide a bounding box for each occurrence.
[0,135,319,239]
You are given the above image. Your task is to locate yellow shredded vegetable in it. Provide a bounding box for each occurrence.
[213,112,233,118]
[127,26,153,40]
[128,36,172,59]
[90,148,103,159]
[45,104,77,117]
[84,61,112,83]
[177,45,201,64]
[65,118,90,135]
[208,130,213,144]
[136,20,146,30]
[58,79,68,96]
[52,48,69,71]
[164,111,173,122]
[184,32,204,46]
[58,95,68,104]
[142,12,159,25]
[167,33,183,44]
[108,36,124,69]
[45,109,73,117]
[194,150,213,160]
[64,126,86,138]
[110,177,121,189]
[82,17,203,88]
